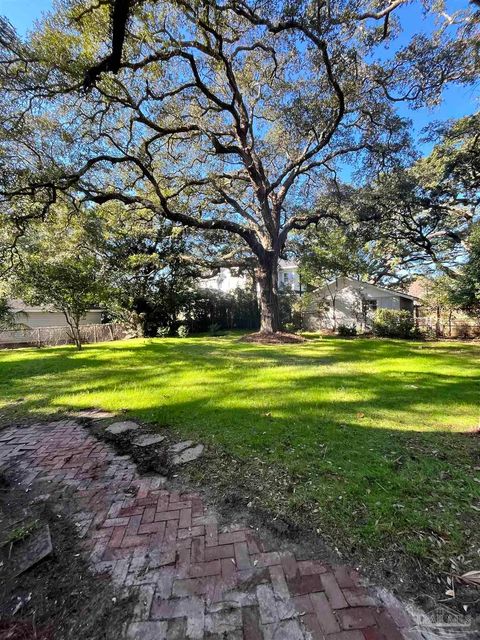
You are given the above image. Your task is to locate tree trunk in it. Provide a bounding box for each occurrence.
[64,311,83,350]
[256,256,280,333]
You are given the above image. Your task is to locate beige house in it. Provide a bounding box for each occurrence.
[304,277,418,332]
[7,299,103,329]
[0,300,104,347]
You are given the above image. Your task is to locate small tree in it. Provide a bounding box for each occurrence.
[0,297,26,330]
[15,256,103,349]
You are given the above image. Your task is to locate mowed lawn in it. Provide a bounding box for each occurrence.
[1,335,479,570]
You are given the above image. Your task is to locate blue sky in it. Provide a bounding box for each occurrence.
[1,0,477,154]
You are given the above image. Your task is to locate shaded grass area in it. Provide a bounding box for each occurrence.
[0,335,479,575]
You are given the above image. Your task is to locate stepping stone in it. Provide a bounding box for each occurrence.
[169,440,194,454]
[71,408,116,419]
[106,421,140,435]
[172,444,204,465]
[133,434,166,448]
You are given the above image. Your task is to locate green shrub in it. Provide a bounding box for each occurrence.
[209,322,223,336]
[373,309,414,338]
[177,324,189,338]
[157,326,170,337]
[338,324,357,337]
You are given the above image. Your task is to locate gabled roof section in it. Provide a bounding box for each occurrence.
[318,277,419,301]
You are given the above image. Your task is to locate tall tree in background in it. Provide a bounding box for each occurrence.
[350,114,480,278]
[0,1,477,332]
[451,224,480,319]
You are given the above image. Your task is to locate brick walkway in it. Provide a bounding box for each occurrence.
[0,420,416,639]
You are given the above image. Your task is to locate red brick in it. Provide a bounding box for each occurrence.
[298,560,328,575]
[292,595,314,614]
[245,531,262,554]
[302,613,327,639]
[102,547,134,561]
[221,557,236,578]
[334,565,361,589]
[101,517,130,528]
[108,525,126,548]
[121,534,151,548]
[321,572,348,609]
[154,510,180,522]
[204,544,235,561]
[191,536,205,563]
[374,611,405,640]
[343,588,378,607]
[125,514,143,536]
[328,632,365,640]
[280,551,298,579]
[138,521,166,536]
[178,525,204,539]
[234,541,251,570]
[179,508,192,529]
[287,573,324,596]
[164,519,178,544]
[189,560,221,577]
[136,497,158,506]
[252,552,281,567]
[218,530,247,545]
[242,606,263,640]
[205,522,218,547]
[176,547,190,577]
[191,497,203,517]
[310,592,340,634]
[168,500,191,510]
[172,576,214,597]
[142,506,156,524]
[337,607,376,630]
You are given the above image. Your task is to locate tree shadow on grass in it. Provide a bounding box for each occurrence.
[0,337,478,588]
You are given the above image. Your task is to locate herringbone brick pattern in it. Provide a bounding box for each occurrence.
[0,421,415,639]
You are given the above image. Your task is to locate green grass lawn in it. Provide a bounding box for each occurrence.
[1,335,479,574]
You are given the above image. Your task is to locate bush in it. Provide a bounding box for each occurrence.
[283,322,297,334]
[372,309,414,338]
[156,326,170,337]
[177,324,189,338]
[338,324,357,337]
[209,322,223,336]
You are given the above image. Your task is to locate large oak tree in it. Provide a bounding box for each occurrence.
[0,1,477,331]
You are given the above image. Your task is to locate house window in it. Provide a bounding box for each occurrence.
[283,272,289,283]
[363,299,377,313]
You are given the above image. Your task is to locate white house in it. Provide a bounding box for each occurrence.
[199,260,302,293]
[6,299,103,329]
[0,300,102,346]
[304,277,418,332]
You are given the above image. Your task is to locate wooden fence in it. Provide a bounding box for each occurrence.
[0,323,128,349]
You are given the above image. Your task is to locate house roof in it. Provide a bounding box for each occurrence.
[318,277,419,301]
[8,299,102,313]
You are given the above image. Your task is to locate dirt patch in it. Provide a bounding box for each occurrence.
[240,331,306,344]
[0,469,134,640]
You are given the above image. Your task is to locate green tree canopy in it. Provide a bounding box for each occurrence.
[0,1,478,332]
